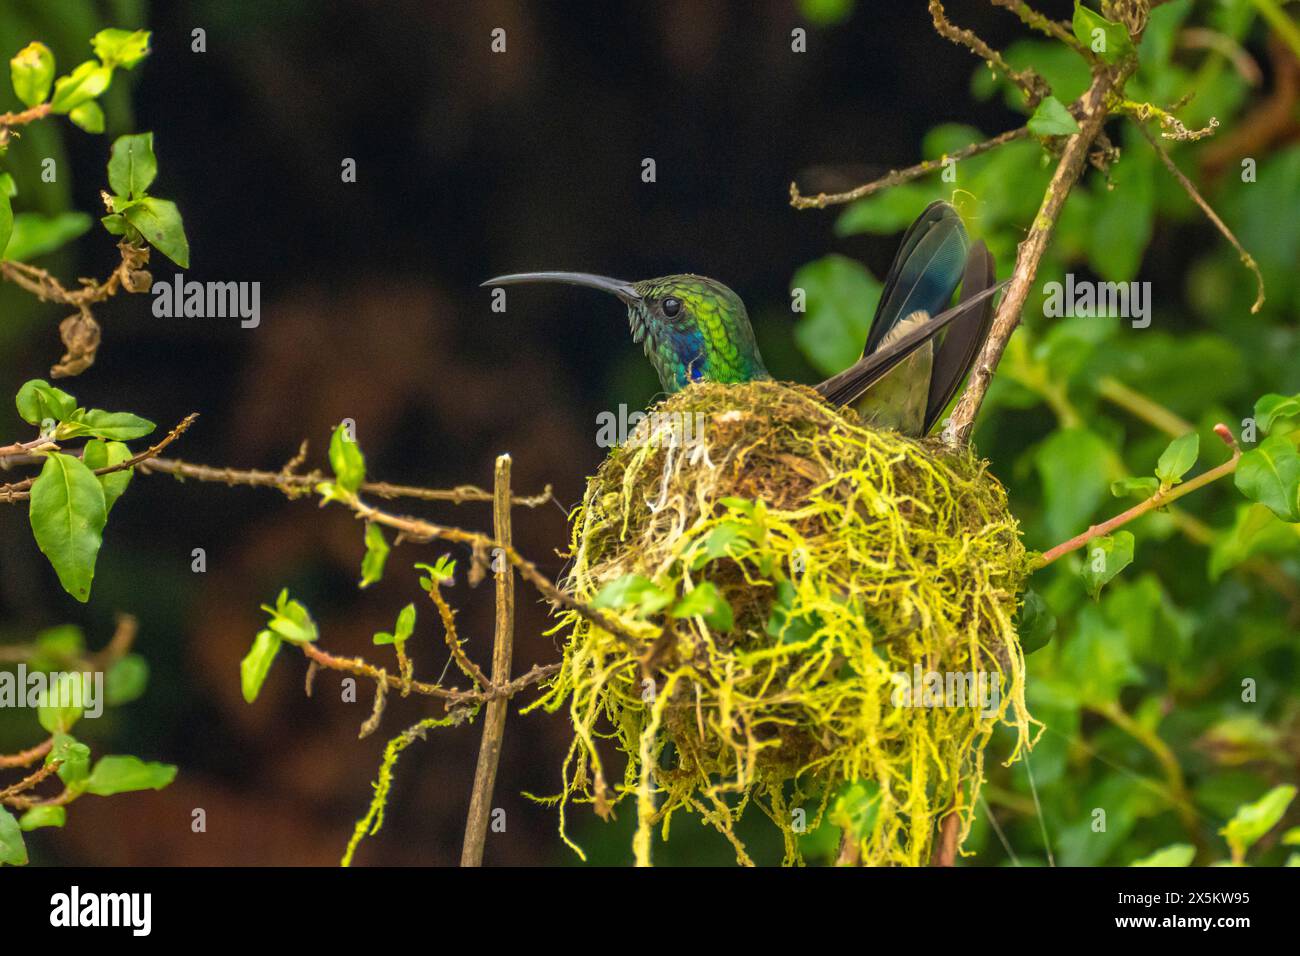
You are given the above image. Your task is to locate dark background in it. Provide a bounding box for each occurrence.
[2,0,1099,865]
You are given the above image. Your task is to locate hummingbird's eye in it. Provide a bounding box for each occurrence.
[662,297,682,318]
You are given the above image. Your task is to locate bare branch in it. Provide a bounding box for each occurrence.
[790,126,1030,209]
[943,61,1136,445]
[1134,119,1265,313]
[462,454,517,866]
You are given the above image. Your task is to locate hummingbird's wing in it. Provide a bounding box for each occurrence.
[923,239,997,432]
[862,201,969,358]
[813,280,1007,410]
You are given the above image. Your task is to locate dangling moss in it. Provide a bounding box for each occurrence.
[527,380,1034,866]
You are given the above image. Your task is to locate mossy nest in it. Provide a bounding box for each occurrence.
[528,380,1033,866]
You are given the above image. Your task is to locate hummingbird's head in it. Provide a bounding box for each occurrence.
[482,271,768,392]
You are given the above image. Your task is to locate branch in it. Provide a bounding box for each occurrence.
[1134,119,1265,313]
[299,641,557,706]
[0,413,200,503]
[929,0,1051,107]
[790,126,1030,209]
[943,60,1136,445]
[0,241,153,378]
[1033,424,1242,568]
[461,454,516,867]
[137,455,553,507]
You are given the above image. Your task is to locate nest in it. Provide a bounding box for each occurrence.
[529,380,1032,866]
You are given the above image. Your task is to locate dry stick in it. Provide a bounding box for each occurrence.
[1134,119,1266,313]
[461,454,517,867]
[991,0,1082,51]
[0,413,200,502]
[932,809,963,866]
[0,738,52,770]
[929,0,1050,107]
[790,126,1030,209]
[0,759,61,804]
[1035,425,1243,568]
[944,62,1134,446]
[138,455,553,507]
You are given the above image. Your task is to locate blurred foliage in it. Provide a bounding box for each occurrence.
[783,0,1300,866]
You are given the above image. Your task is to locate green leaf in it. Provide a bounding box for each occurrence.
[1282,827,1300,847]
[1081,531,1135,599]
[374,603,416,646]
[123,197,189,268]
[1209,504,1299,579]
[105,654,149,705]
[328,422,366,494]
[85,755,177,796]
[1027,95,1080,137]
[91,29,151,69]
[3,212,93,262]
[415,556,457,590]
[0,809,27,866]
[0,188,11,259]
[68,100,104,134]
[592,573,673,616]
[1016,589,1057,654]
[33,624,85,665]
[1034,427,1115,540]
[18,806,66,831]
[15,379,77,426]
[0,173,14,197]
[107,132,157,198]
[1255,393,1300,436]
[791,255,882,377]
[1058,604,1144,705]
[1155,432,1199,489]
[829,779,881,839]
[261,589,318,644]
[1072,3,1134,64]
[765,578,820,644]
[671,581,734,631]
[10,42,55,108]
[798,0,853,27]
[47,733,90,786]
[37,672,86,733]
[29,452,108,602]
[240,630,281,703]
[359,522,390,587]
[1220,785,1297,860]
[81,439,133,513]
[1131,843,1194,867]
[50,60,112,114]
[57,409,155,441]
[1235,435,1300,522]
[1110,476,1159,499]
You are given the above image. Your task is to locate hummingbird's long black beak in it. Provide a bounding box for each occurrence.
[481,272,641,304]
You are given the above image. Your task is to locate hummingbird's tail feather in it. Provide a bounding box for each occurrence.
[863,200,969,358]
[923,239,997,432]
[813,279,1008,410]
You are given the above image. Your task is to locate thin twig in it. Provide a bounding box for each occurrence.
[790,126,1030,209]
[0,413,199,503]
[138,455,553,507]
[461,454,517,866]
[944,60,1136,445]
[0,738,53,770]
[1034,424,1243,568]
[1134,119,1265,313]
[929,0,1050,107]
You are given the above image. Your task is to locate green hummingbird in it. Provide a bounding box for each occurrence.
[485,201,1000,437]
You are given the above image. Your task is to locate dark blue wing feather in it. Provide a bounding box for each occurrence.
[863,201,969,357]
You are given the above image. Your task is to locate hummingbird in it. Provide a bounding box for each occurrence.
[485,201,1000,437]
